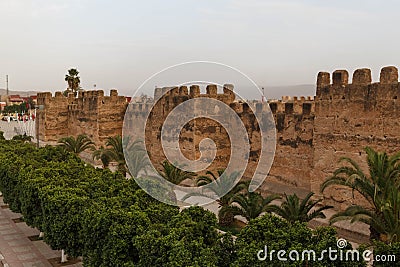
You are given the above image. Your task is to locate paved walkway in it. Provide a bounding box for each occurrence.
[0,196,82,267]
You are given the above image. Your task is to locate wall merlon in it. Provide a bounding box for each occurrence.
[110,89,118,97]
[352,68,372,86]
[179,86,188,96]
[380,66,399,85]
[190,85,200,97]
[170,86,179,96]
[317,72,330,89]
[206,84,218,96]
[97,90,105,97]
[223,84,234,93]
[55,91,64,98]
[332,70,349,86]
[223,84,235,103]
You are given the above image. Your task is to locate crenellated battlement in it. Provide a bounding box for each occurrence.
[268,97,315,116]
[155,84,236,106]
[37,89,128,108]
[316,66,400,101]
[38,89,129,145]
[37,66,400,214]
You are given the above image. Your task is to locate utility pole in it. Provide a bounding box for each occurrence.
[6,75,9,96]
[36,108,39,148]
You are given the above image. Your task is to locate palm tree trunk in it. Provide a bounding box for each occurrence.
[219,211,234,226]
[370,225,380,241]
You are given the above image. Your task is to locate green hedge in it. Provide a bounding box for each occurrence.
[0,139,382,266]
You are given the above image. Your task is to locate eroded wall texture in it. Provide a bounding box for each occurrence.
[37,66,400,207]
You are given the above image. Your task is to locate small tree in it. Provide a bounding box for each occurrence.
[234,213,365,267]
[159,160,196,185]
[12,133,33,143]
[58,135,95,155]
[321,147,400,242]
[182,169,249,226]
[271,192,333,224]
[220,191,280,222]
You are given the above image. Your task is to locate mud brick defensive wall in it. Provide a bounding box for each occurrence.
[37,66,400,208]
[37,90,129,145]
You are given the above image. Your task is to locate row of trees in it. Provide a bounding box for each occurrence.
[56,134,333,228]
[56,134,400,245]
[24,133,400,265]
[183,169,333,227]
[0,138,370,266]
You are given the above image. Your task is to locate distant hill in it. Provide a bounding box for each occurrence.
[235,84,316,101]
[262,84,316,100]
[0,84,317,100]
[0,88,38,97]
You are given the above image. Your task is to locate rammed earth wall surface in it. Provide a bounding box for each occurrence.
[37,66,400,208]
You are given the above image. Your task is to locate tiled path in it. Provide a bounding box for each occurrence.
[0,196,82,267]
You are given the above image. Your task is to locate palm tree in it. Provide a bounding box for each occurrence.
[92,136,150,177]
[124,139,151,178]
[271,192,332,224]
[64,68,81,92]
[58,134,95,155]
[159,160,196,185]
[103,135,128,176]
[321,146,400,242]
[12,133,33,143]
[157,160,196,204]
[182,169,249,225]
[220,191,280,222]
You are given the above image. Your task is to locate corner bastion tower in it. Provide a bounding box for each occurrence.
[37,66,400,210]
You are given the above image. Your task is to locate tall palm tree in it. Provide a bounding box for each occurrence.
[321,146,400,242]
[220,191,280,222]
[182,169,249,225]
[64,68,81,92]
[58,134,95,155]
[271,192,332,224]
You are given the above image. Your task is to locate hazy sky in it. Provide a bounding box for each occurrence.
[0,0,400,97]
